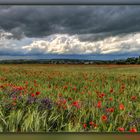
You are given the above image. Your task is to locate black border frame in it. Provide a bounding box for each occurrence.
[0,1,139,139]
[0,0,139,5]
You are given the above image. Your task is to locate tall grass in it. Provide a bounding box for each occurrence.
[0,64,139,132]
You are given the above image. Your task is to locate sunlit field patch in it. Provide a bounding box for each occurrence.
[0,64,139,132]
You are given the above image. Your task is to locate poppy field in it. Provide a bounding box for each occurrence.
[0,64,139,132]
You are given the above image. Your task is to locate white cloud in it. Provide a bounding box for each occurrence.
[0,30,36,54]
[22,33,140,55]
[0,30,140,56]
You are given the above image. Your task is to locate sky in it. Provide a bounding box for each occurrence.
[0,5,140,60]
[1,0,140,4]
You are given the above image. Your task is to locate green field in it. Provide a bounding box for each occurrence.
[0,64,139,132]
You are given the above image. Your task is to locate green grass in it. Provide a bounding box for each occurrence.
[0,64,139,132]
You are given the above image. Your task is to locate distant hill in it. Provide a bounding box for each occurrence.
[0,56,140,64]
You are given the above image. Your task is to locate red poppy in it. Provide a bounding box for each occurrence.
[101,93,105,97]
[25,81,28,85]
[110,88,114,93]
[89,121,94,126]
[34,83,38,87]
[129,128,137,132]
[97,101,102,108]
[101,115,107,122]
[68,97,72,101]
[36,91,41,95]
[95,91,100,94]
[30,87,33,90]
[93,123,98,128]
[17,86,23,91]
[63,105,67,110]
[88,91,91,95]
[109,97,113,101]
[84,86,87,89]
[131,96,137,101]
[107,108,114,113]
[63,85,68,90]
[118,127,125,132]
[12,102,16,106]
[0,85,4,89]
[99,93,106,98]
[31,93,35,97]
[72,101,80,108]
[83,123,87,129]
[80,91,85,94]
[58,93,62,97]
[12,97,17,101]
[121,84,125,90]
[119,103,125,110]
[48,85,51,88]
[62,99,67,104]
[72,86,77,91]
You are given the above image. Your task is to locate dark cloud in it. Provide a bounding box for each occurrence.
[0,0,140,4]
[0,5,140,41]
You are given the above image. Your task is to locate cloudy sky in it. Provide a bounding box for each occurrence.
[0,5,140,60]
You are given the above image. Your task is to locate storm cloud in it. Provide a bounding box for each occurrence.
[1,31,140,56]
[0,5,140,59]
[0,6,140,40]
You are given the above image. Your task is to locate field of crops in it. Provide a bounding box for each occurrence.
[0,64,139,132]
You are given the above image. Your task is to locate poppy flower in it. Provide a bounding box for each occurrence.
[63,105,67,110]
[101,115,107,122]
[109,97,113,101]
[93,123,98,128]
[84,86,87,89]
[99,93,106,98]
[118,127,125,132]
[61,99,67,104]
[12,97,17,101]
[34,83,38,87]
[107,108,114,113]
[0,85,4,89]
[101,93,105,97]
[88,91,91,95]
[129,128,137,132]
[68,97,72,101]
[80,91,85,95]
[89,121,94,126]
[17,86,23,91]
[72,101,80,108]
[48,85,51,88]
[83,123,87,129]
[131,96,137,101]
[97,101,102,108]
[119,103,125,110]
[63,85,68,90]
[25,81,28,85]
[95,91,100,94]
[30,87,34,90]
[58,93,62,97]
[110,88,114,93]
[12,102,16,106]
[36,91,41,95]
[31,93,35,97]
[72,86,77,91]
[121,84,125,90]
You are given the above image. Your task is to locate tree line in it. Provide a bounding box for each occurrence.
[0,56,140,64]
